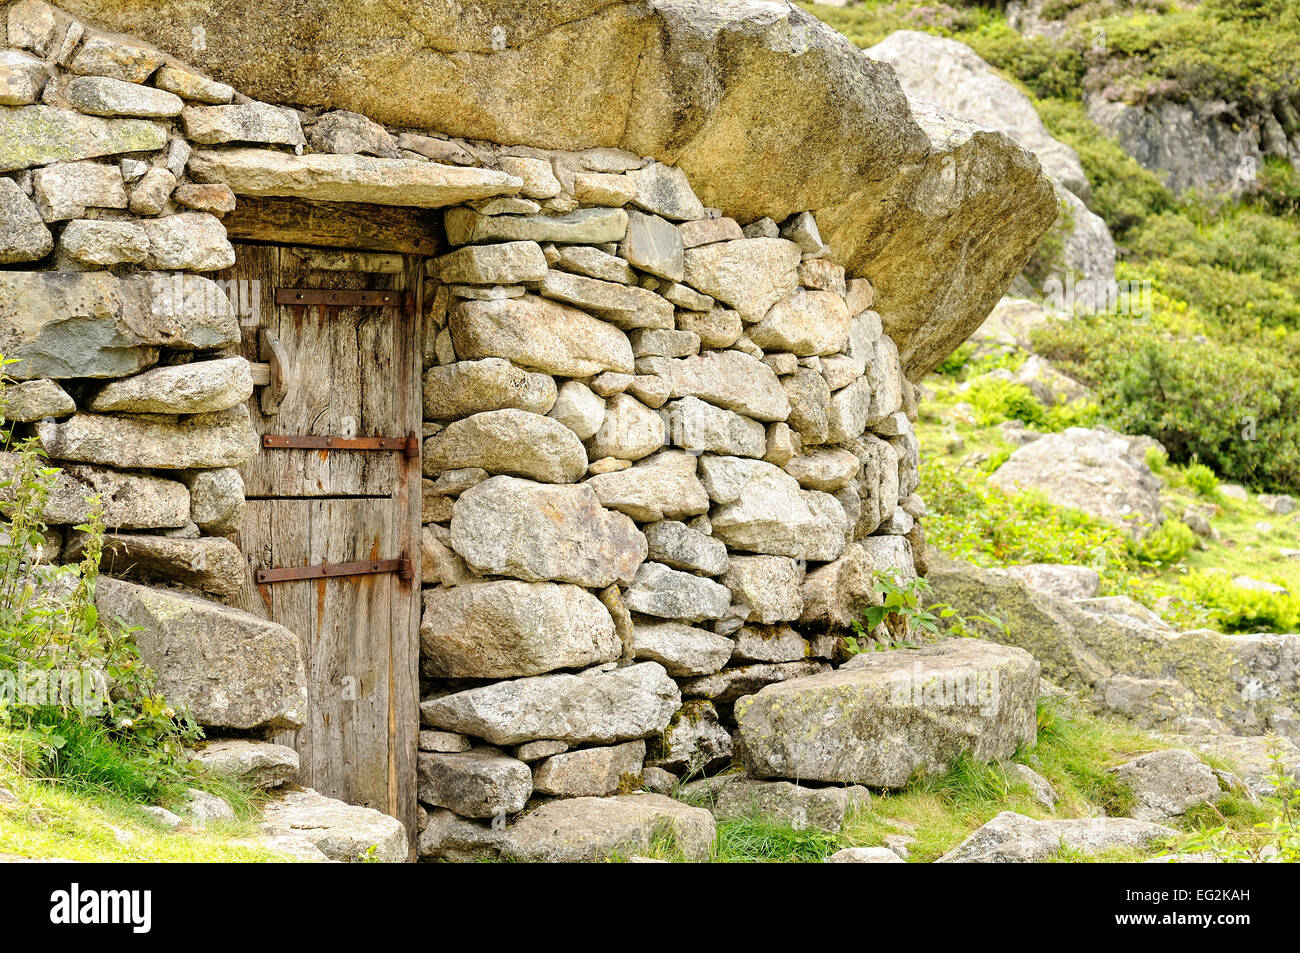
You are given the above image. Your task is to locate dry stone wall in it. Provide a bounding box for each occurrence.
[416,162,928,850]
[0,0,972,859]
[0,1,321,732]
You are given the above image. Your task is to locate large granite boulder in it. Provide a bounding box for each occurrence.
[866,31,1113,291]
[989,427,1165,539]
[926,554,1300,744]
[417,747,533,817]
[0,270,238,380]
[61,0,1057,380]
[0,452,189,529]
[710,778,871,833]
[1159,734,1300,796]
[736,638,1040,787]
[95,577,307,731]
[189,739,300,789]
[822,100,1058,378]
[867,30,1088,198]
[37,407,257,471]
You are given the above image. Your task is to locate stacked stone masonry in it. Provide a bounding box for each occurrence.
[0,1,928,859]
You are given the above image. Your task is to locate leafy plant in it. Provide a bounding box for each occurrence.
[0,357,201,800]
[1128,519,1196,567]
[1033,313,1300,492]
[1182,462,1221,499]
[966,378,1048,428]
[848,569,1007,652]
[1179,737,1300,863]
[980,444,1014,475]
[936,341,976,377]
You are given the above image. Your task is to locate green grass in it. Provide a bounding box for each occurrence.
[4,711,260,816]
[711,816,848,863]
[0,729,289,862]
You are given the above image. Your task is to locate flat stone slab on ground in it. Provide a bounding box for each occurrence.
[937,811,1176,863]
[259,788,407,863]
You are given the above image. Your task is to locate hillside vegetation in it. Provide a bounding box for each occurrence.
[804,0,1300,492]
[797,0,1300,637]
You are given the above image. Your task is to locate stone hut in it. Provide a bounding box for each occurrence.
[0,0,1056,858]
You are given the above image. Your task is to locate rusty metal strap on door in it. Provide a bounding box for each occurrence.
[262,433,420,458]
[275,287,415,315]
[256,555,414,585]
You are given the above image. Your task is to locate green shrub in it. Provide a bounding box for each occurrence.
[1128,519,1196,567]
[935,341,975,377]
[1255,158,1300,217]
[1085,3,1300,111]
[1129,208,1300,285]
[1125,209,1300,333]
[1183,463,1220,498]
[968,25,1087,100]
[1043,398,1101,431]
[981,444,1014,474]
[1033,316,1300,491]
[966,377,1048,428]
[1180,570,1300,634]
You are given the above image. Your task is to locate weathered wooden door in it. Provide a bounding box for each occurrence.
[220,243,421,841]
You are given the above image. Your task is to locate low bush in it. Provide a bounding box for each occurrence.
[1085,1,1300,112]
[1128,519,1196,567]
[1179,570,1300,634]
[966,378,1048,428]
[1033,316,1300,492]
[1183,463,1221,499]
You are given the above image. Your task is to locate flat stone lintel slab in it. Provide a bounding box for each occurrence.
[189,148,524,208]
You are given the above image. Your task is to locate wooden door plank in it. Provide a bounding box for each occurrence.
[246,258,400,498]
[386,255,423,836]
[231,497,275,620]
[252,498,396,812]
[224,244,279,499]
